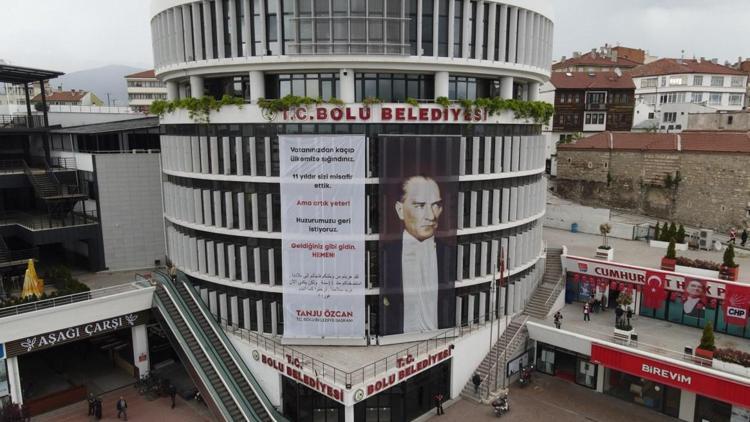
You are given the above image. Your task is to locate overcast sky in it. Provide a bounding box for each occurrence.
[1,0,749,73]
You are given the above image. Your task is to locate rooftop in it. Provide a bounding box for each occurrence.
[550,71,635,90]
[553,51,642,71]
[629,58,747,78]
[0,63,64,84]
[125,69,156,79]
[558,131,750,154]
[51,116,159,134]
[31,90,89,103]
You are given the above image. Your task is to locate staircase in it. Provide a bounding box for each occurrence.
[461,316,528,402]
[26,171,62,198]
[175,279,274,422]
[523,248,564,319]
[154,285,248,421]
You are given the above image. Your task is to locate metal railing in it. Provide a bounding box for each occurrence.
[0,159,26,174]
[220,309,504,388]
[0,114,45,129]
[0,247,39,264]
[0,210,98,230]
[477,315,529,400]
[0,282,148,319]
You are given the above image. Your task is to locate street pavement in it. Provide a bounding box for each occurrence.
[431,373,676,422]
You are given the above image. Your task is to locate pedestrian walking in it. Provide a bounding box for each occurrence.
[729,228,737,244]
[626,307,633,326]
[583,303,591,321]
[553,311,563,329]
[434,392,444,415]
[169,383,177,409]
[742,229,748,247]
[94,397,103,420]
[116,396,128,420]
[615,306,624,326]
[472,372,481,393]
[87,393,96,416]
[600,296,607,312]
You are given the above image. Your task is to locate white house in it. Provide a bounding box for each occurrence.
[630,58,748,132]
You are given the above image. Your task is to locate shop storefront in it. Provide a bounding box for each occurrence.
[0,344,8,407]
[563,255,750,340]
[603,368,680,417]
[536,343,597,389]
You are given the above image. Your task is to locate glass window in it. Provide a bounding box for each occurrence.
[641,78,658,88]
[711,76,724,87]
[729,94,743,106]
[355,73,433,102]
[453,0,462,57]
[693,75,703,86]
[269,73,339,100]
[421,0,433,55]
[709,92,723,105]
[438,0,449,56]
[731,76,745,87]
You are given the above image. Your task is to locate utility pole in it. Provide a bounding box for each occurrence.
[106,92,111,107]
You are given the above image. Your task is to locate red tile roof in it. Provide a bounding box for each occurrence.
[125,69,156,79]
[31,90,88,103]
[553,51,642,70]
[550,71,635,90]
[559,132,750,153]
[629,58,746,77]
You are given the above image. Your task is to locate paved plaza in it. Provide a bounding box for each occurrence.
[430,374,675,422]
[33,385,214,422]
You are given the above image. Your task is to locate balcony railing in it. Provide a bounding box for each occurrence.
[0,247,39,265]
[0,114,46,129]
[585,103,607,111]
[0,210,98,230]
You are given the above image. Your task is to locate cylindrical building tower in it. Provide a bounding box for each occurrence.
[151,0,553,418]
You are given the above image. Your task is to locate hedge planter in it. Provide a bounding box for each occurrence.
[712,359,750,377]
[596,247,614,261]
[719,265,740,282]
[661,257,676,271]
[675,265,720,279]
[650,240,688,251]
[695,347,715,362]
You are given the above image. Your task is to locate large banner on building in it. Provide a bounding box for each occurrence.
[379,136,459,335]
[280,135,366,339]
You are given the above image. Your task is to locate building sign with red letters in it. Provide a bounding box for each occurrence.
[278,105,488,123]
[591,344,750,408]
[253,350,345,403]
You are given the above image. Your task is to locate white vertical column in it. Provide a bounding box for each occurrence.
[253,248,262,283]
[432,0,439,57]
[217,243,226,278]
[461,0,471,58]
[483,136,492,173]
[194,189,203,224]
[474,0,484,60]
[492,188,500,224]
[213,190,222,227]
[447,0,455,57]
[174,7,186,62]
[481,190,489,226]
[516,9,527,65]
[219,293,228,321]
[511,137,520,171]
[249,71,266,101]
[182,5,194,61]
[471,137,480,174]
[198,239,207,273]
[192,2,204,60]
[494,136,503,172]
[132,324,150,377]
[242,298,251,328]
[268,249,276,285]
[467,294,475,324]
[7,357,22,405]
[266,193,274,231]
[200,136,210,173]
[455,296,463,326]
[202,0,214,59]
[222,137,231,174]
[270,302,278,335]
[210,136,219,174]
[228,244,236,280]
[508,7,518,63]
[256,300,265,332]
[459,137,467,175]
[243,0,252,56]
[207,240,216,275]
[251,193,259,230]
[235,137,244,175]
[457,192,464,229]
[509,186,517,221]
[264,137,272,176]
[225,191,234,228]
[228,0,238,57]
[501,187,510,223]
[416,0,423,56]
[497,5,508,62]
[248,137,258,175]
[480,241,488,275]
[231,296,239,326]
[486,3,497,60]
[202,190,212,224]
[238,192,246,230]
[215,0,226,58]
[240,245,249,282]
[479,291,487,323]
[456,245,464,281]
[190,237,198,271]
[209,291,218,317]
[468,243,476,279]
[469,191,477,227]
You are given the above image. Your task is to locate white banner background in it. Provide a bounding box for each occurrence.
[280,135,366,338]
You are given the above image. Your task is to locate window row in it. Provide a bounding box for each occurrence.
[183,258,541,336]
[152,0,552,67]
[127,81,165,88]
[160,133,547,179]
[128,93,168,100]
[641,75,747,89]
[166,221,542,293]
[162,175,545,235]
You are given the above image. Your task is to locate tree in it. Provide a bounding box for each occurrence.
[599,223,612,248]
[654,222,661,240]
[724,244,738,268]
[676,224,686,244]
[699,321,716,351]
[668,222,677,241]
[666,239,676,259]
[660,223,671,242]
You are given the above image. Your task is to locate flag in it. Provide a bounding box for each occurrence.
[642,270,667,309]
[724,283,750,326]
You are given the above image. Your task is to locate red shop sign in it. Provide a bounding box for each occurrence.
[591,344,750,408]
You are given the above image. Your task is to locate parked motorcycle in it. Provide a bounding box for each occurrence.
[492,395,510,417]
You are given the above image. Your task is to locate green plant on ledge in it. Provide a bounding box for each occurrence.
[435,96,451,108]
[405,97,420,107]
[327,97,345,106]
[150,95,244,123]
[362,96,383,106]
[257,95,324,113]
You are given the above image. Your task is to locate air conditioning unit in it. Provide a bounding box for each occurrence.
[699,229,714,251]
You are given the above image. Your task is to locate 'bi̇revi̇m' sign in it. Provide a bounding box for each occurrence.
[5,310,150,357]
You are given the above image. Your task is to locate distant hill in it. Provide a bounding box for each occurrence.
[50,65,145,107]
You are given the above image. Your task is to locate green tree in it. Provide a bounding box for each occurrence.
[699,321,716,351]
[724,244,738,268]
[660,222,671,242]
[654,222,661,240]
[666,239,676,259]
[676,224,686,243]
[668,222,677,241]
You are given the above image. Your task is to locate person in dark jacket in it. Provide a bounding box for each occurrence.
[741,229,748,247]
[434,392,444,415]
[169,384,177,409]
[94,397,103,420]
[116,396,128,420]
[615,306,624,326]
[87,393,96,416]
[472,372,482,393]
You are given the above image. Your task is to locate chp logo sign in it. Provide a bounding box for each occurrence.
[724,283,750,326]
[577,262,589,273]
